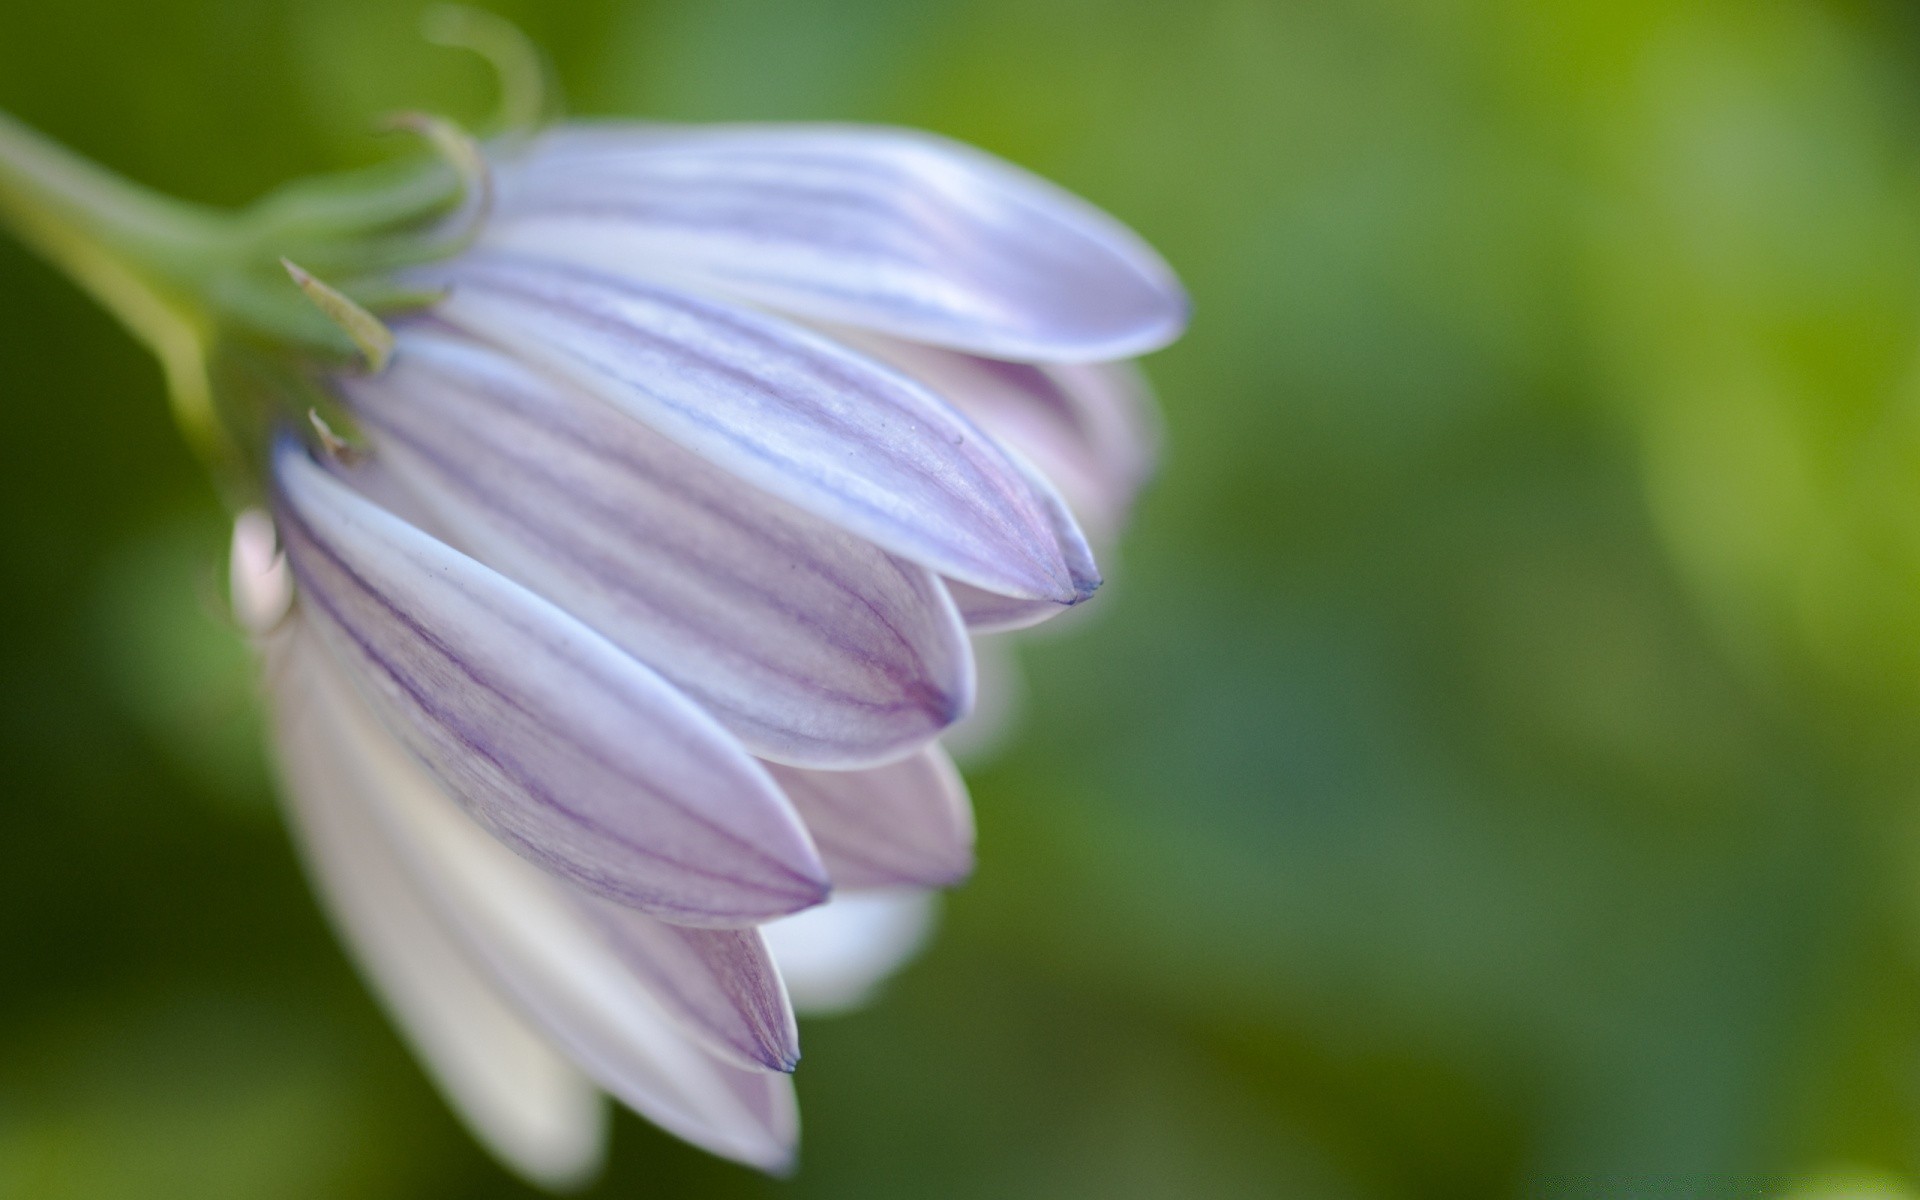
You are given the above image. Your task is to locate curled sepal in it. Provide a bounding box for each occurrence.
[428,252,1090,603]
[279,621,799,1171]
[380,112,494,254]
[341,328,973,768]
[764,749,975,890]
[422,5,555,135]
[268,438,830,927]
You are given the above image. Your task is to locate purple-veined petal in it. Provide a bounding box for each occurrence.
[424,252,1090,604]
[815,329,1159,630]
[265,504,801,1069]
[284,618,800,1171]
[485,123,1188,362]
[762,889,940,1015]
[269,439,829,927]
[823,329,1161,539]
[266,621,607,1190]
[943,451,1101,633]
[342,327,971,768]
[764,748,974,890]
[576,898,799,1073]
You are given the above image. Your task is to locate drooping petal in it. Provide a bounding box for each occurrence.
[265,623,607,1190]
[425,251,1090,603]
[287,617,801,1171]
[485,123,1188,362]
[762,889,940,1016]
[763,748,974,890]
[342,327,971,768]
[577,898,799,1073]
[943,455,1100,633]
[269,439,829,927]
[823,330,1161,538]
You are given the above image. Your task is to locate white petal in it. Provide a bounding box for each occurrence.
[343,327,972,768]
[270,440,829,927]
[764,748,974,890]
[230,508,293,635]
[288,619,801,1171]
[761,889,940,1016]
[265,622,607,1189]
[487,123,1188,361]
[425,251,1090,603]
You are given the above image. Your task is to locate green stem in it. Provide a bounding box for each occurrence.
[0,110,469,476]
[0,110,234,461]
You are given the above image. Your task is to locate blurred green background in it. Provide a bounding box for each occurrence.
[8,0,1920,1195]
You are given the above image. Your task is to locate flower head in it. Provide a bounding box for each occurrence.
[1,24,1185,1188]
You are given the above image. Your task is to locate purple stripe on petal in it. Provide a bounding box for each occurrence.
[485,123,1188,362]
[940,448,1101,633]
[764,748,974,890]
[266,622,608,1189]
[824,330,1161,540]
[577,901,799,1073]
[270,439,829,927]
[424,252,1089,603]
[285,627,800,1170]
[343,328,971,768]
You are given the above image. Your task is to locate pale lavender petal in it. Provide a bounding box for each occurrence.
[269,439,829,927]
[943,453,1100,633]
[578,900,799,1073]
[342,328,971,768]
[824,330,1161,538]
[425,251,1090,603]
[265,622,607,1189]
[287,624,800,1170]
[764,748,974,890]
[486,123,1188,361]
[943,580,1066,634]
[941,635,1027,767]
[762,889,940,1015]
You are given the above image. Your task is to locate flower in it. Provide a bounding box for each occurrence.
[4,68,1183,1190]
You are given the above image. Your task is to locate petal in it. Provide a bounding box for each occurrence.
[823,330,1162,539]
[269,439,829,927]
[342,327,971,768]
[265,622,607,1189]
[943,454,1101,633]
[764,748,974,890]
[486,123,1189,362]
[761,889,940,1016]
[230,509,293,635]
[286,618,801,1171]
[576,898,800,1073]
[426,252,1090,603]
